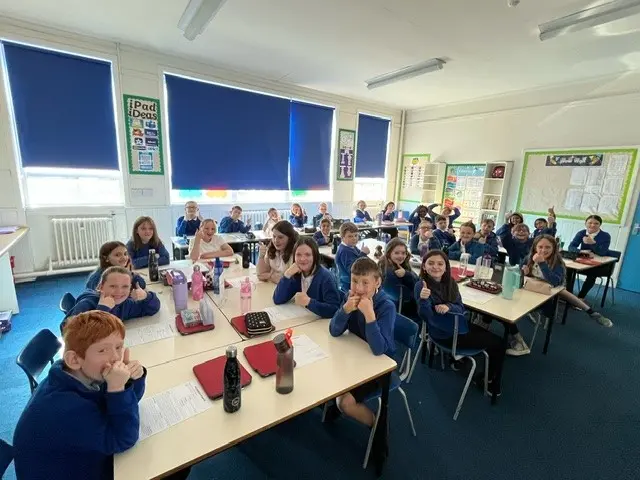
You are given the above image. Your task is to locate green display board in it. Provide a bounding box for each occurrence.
[123,94,165,175]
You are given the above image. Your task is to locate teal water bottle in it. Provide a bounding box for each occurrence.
[501,265,520,300]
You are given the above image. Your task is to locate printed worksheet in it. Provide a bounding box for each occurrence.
[264,304,317,324]
[292,334,329,368]
[125,323,176,347]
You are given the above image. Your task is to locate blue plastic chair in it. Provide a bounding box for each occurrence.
[254,222,263,231]
[59,292,76,314]
[410,313,488,420]
[16,329,62,394]
[0,439,12,478]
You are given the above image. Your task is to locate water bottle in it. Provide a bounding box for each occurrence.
[170,270,188,312]
[501,265,521,300]
[148,249,159,282]
[242,243,251,269]
[212,257,224,295]
[240,277,253,314]
[223,345,241,413]
[376,212,383,225]
[331,235,341,254]
[459,252,471,277]
[274,333,294,394]
[473,256,483,279]
[191,265,204,301]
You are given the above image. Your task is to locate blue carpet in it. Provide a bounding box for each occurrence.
[1,275,639,480]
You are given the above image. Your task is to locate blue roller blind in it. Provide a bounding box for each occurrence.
[289,101,333,190]
[165,74,290,190]
[356,114,390,178]
[2,42,118,170]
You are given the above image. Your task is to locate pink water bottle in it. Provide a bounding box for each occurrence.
[240,277,252,314]
[191,265,204,301]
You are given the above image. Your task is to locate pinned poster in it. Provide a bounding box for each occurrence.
[123,95,165,175]
[336,129,356,181]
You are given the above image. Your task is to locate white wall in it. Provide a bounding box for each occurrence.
[0,17,402,275]
[402,73,640,267]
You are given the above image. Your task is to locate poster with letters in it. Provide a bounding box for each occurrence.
[123,95,165,175]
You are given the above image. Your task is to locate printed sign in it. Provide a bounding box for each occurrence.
[545,154,603,167]
[123,95,165,175]
[336,129,356,181]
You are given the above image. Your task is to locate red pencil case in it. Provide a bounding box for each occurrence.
[243,341,279,377]
[175,313,215,335]
[192,356,252,399]
[575,258,602,266]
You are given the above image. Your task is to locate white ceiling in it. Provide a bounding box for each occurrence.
[1,0,640,109]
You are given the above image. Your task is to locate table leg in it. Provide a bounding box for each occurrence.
[372,372,391,476]
[566,268,576,294]
[493,327,510,405]
[561,301,569,325]
[543,295,559,355]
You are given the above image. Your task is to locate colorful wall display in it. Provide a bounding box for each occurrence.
[123,95,165,175]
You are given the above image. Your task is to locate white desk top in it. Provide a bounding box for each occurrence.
[114,319,396,480]
[0,227,28,258]
[126,284,243,368]
[563,255,618,271]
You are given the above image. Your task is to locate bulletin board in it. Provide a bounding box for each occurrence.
[123,94,165,175]
[336,129,356,181]
[399,154,430,202]
[442,164,486,224]
[515,148,638,224]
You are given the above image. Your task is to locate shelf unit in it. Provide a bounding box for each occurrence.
[479,161,513,225]
[420,162,446,204]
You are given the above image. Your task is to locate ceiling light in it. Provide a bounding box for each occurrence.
[539,0,640,41]
[178,0,228,41]
[365,58,445,90]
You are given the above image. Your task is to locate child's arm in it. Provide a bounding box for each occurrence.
[272,275,299,305]
[329,302,351,337]
[131,370,147,401]
[363,300,395,356]
[446,293,466,315]
[239,220,252,233]
[85,269,101,291]
[66,296,101,318]
[539,262,565,287]
[218,217,232,233]
[567,231,584,252]
[364,211,372,221]
[409,234,419,255]
[123,292,161,319]
[426,203,438,221]
[313,231,326,246]
[199,243,234,260]
[448,242,462,260]
[175,216,186,236]
[307,276,342,318]
[157,243,170,265]
[429,235,442,250]
[592,232,611,256]
[256,247,272,280]
[127,241,147,269]
[449,207,461,223]
[496,223,511,237]
[132,273,146,290]
[543,222,557,237]
[414,282,434,322]
[401,269,419,289]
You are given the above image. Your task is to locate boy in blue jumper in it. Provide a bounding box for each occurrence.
[335,222,370,292]
[432,215,456,250]
[533,207,557,238]
[313,218,333,246]
[475,218,499,262]
[14,311,146,480]
[64,267,160,330]
[410,219,442,256]
[219,205,252,233]
[408,204,429,233]
[312,202,332,228]
[273,237,342,318]
[175,200,202,236]
[329,257,396,426]
[127,216,171,269]
[448,222,487,264]
[499,223,533,266]
[427,202,461,228]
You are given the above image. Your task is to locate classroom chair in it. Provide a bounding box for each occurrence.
[575,250,621,307]
[0,439,12,478]
[417,314,488,420]
[59,292,76,315]
[16,329,62,394]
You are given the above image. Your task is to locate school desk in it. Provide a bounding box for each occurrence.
[113,319,396,479]
[0,226,28,314]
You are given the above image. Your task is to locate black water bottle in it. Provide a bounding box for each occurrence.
[332,235,341,255]
[148,249,159,282]
[223,345,241,413]
[242,243,251,269]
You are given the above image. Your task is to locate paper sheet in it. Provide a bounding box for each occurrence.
[226,274,259,288]
[564,189,583,210]
[569,167,588,186]
[598,195,620,215]
[607,154,629,176]
[138,381,211,441]
[126,323,176,347]
[580,193,600,213]
[586,168,605,188]
[459,285,495,305]
[292,334,329,368]
[263,304,317,324]
[602,176,624,195]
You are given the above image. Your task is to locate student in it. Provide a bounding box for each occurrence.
[86,241,146,291]
[263,208,281,237]
[408,204,430,233]
[273,237,342,318]
[335,222,371,292]
[257,220,298,284]
[496,211,524,237]
[219,205,252,233]
[523,234,613,327]
[448,222,487,264]
[189,219,234,261]
[414,250,505,394]
[379,201,398,238]
[532,207,557,238]
[64,267,160,328]
[329,257,396,426]
[427,202,461,229]
[289,203,308,228]
[175,200,203,236]
[499,223,533,266]
[379,238,419,317]
[353,200,373,223]
[313,217,333,246]
[410,219,442,256]
[13,311,147,480]
[126,216,170,269]
[312,202,332,228]
[475,218,499,262]
[432,215,456,250]
[567,214,612,299]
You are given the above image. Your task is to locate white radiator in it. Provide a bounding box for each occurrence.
[241,209,291,227]
[51,217,115,268]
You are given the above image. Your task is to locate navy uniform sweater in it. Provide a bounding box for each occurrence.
[568,229,611,256]
[335,243,369,291]
[289,213,308,228]
[175,216,200,236]
[414,282,467,340]
[381,266,419,305]
[432,228,456,249]
[126,240,170,269]
[498,231,533,266]
[448,240,487,264]
[409,234,443,256]
[64,290,161,322]
[273,266,342,318]
[354,209,372,223]
[313,230,332,246]
[218,216,251,233]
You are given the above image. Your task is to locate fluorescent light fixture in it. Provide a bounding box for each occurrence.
[365,58,445,90]
[539,0,640,41]
[178,0,228,41]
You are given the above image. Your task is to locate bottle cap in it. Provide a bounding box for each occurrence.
[273,329,293,353]
[226,345,237,358]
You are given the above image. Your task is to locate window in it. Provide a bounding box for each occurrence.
[354,113,390,202]
[1,41,122,207]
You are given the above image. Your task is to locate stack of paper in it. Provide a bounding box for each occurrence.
[125,323,176,347]
[263,304,317,324]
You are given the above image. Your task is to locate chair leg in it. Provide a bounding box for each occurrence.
[321,402,330,422]
[611,281,615,306]
[440,350,445,371]
[397,387,416,436]
[454,357,476,421]
[408,324,426,383]
[530,312,541,349]
[428,340,435,368]
[362,397,382,469]
[482,351,490,397]
[601,277,611,308]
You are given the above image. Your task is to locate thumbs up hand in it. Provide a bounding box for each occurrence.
[130,282,148,301]
[123,348,144,380]
[420,281,431,299]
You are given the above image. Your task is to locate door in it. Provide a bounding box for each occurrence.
[618,198,640,293]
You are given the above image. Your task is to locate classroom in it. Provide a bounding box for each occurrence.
[1,1,639,479]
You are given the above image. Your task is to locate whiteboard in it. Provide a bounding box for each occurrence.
[516,149,638,224]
